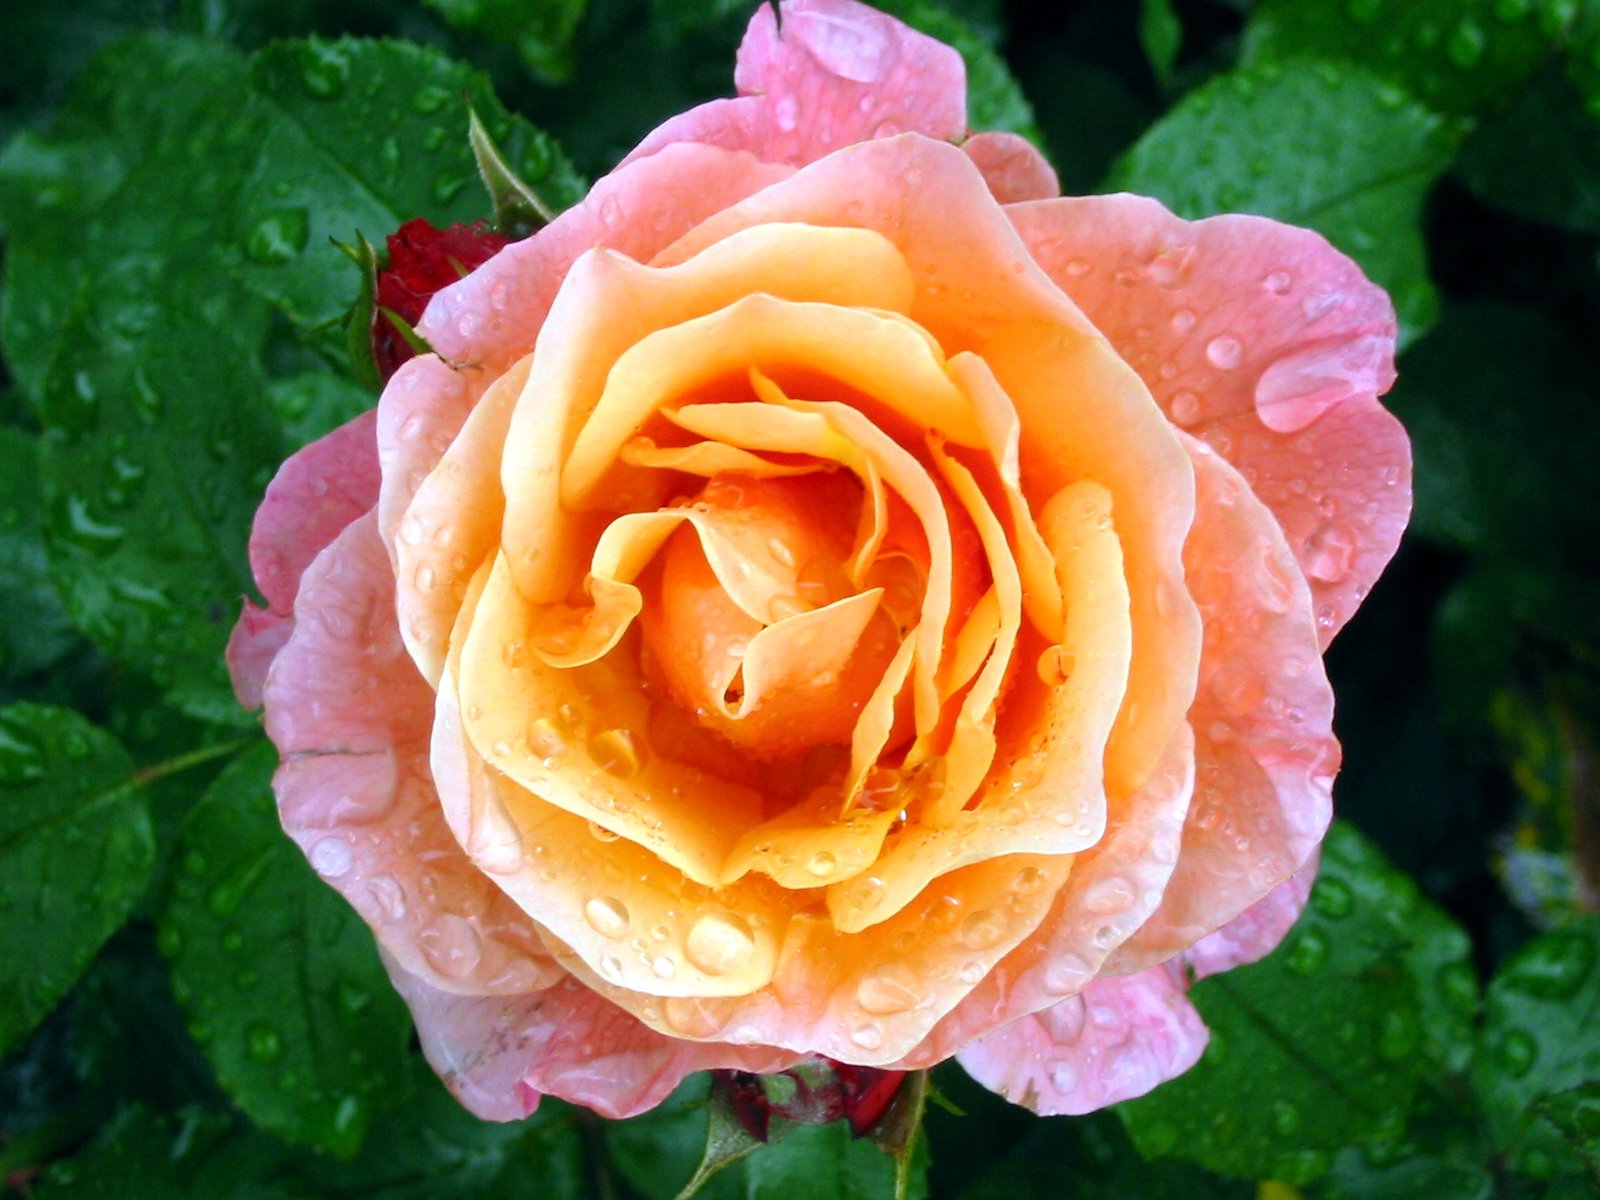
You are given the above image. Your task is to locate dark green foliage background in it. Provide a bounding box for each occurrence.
[2,0,1599,1195]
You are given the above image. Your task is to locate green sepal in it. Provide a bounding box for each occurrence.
[470,103,556,238]
[673,1081,768,1200]
[332,233,382,393]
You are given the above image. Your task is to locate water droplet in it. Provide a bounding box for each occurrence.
[1512,928,1596,1000]
[960,908,1005,951]
[1064,258,1090,278]
[1263,270,1293,294]
[1208,660,1264,717]
[663,995,732,1037]
[857,963,921,1014]
[1170,308,1197,334]
[651,954,678,979]
[584,896,630,939]
[588,821,620,843]
[1047,1060,1078,1093]
[1311,876,1353,918]
[1205,335,1244,370]
[309,836,353,878]
[1285,927,1328,974]
[1273,1099,1301,1134]
[1168,390,1202,426]
[367,875,406,921]
[589,728,644,778]
[850,1021,884,1051]
[773,92,800,132]
[412,85,451,114]
[684,912,755,975]
[807,850,838,878]
[1043,953,1089,995]
[297,42,350,99]
[247,1021,283,1062]
[419,913,483,979]
[1303,522,1358,583]
[1447,18,1487,68]
[1083,876,1135,916]
[1378,1008,1419,1059]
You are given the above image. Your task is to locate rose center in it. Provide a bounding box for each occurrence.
[639,473,903,760]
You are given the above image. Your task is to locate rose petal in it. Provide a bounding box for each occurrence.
[391,356,531,685]
[383,952,797,1120]
[1105,437,1336,974]
[456,554,770,887]
[230,410,381,707]
[825,479,1130,933]
[1184,848,1320,979]
[264,514,562,997]
[903,723,1194,1067]
[499,223,915,608]
[418,144,793,376]
[246,410,381,615]
[619,0,966,171]
[954,962,1208,1115]
[1009,194,1409,645]
[961,132,1060,203]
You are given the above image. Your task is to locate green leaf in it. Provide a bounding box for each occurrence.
[1456,65,1600,234]
[0,703,152,1057]
[160,742,413,1157]
[31,1106,298,1200]
[1116,823,1452,1185]
[955,1112,1248,1200]
[1309,1148,1495,1200]
[0,36,290,723]
[265,371,373,453]
[1108,59,1466,344]
[877,0,1040,141]
[1473,916,1600,1176]
[0,429,79,683]
[419,0,589,81]
[1139,0,1183,88]
[744,1120,915,1200]
[1241,0,1571,116]
[1535,1081,1600,1181]
[237,37,585,331]
[280,1073,587,1199]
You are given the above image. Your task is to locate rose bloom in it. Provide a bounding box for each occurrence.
[228,0,1409,1121]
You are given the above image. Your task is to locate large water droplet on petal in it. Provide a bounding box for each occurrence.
[684,912,755,975]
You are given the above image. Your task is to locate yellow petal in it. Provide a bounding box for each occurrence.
[457,553,767,886]
[501,222,920,605]
[826,479,1130,932]
[560,297,985,511]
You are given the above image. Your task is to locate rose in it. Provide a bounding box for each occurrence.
[228,0,1410,1121]
[372,218,510,381]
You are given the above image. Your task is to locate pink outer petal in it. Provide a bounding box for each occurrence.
[263,512,564,999]
[417,143,793,376]
[1009,195,1411,645]
[227,411,381,708]
[376,354,479,562]
[955,963,1208,1115]
[619,0,965,171]
[899,725,1195,1069]
[1184,848,1319,980]
[382,952,800,1121]
[962,132,1059,203]
[1105,437,1336,975]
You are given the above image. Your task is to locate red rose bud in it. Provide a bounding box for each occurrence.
[713,1061,908,1142]
[372,218,509,380]
[834,1064,908,1136]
